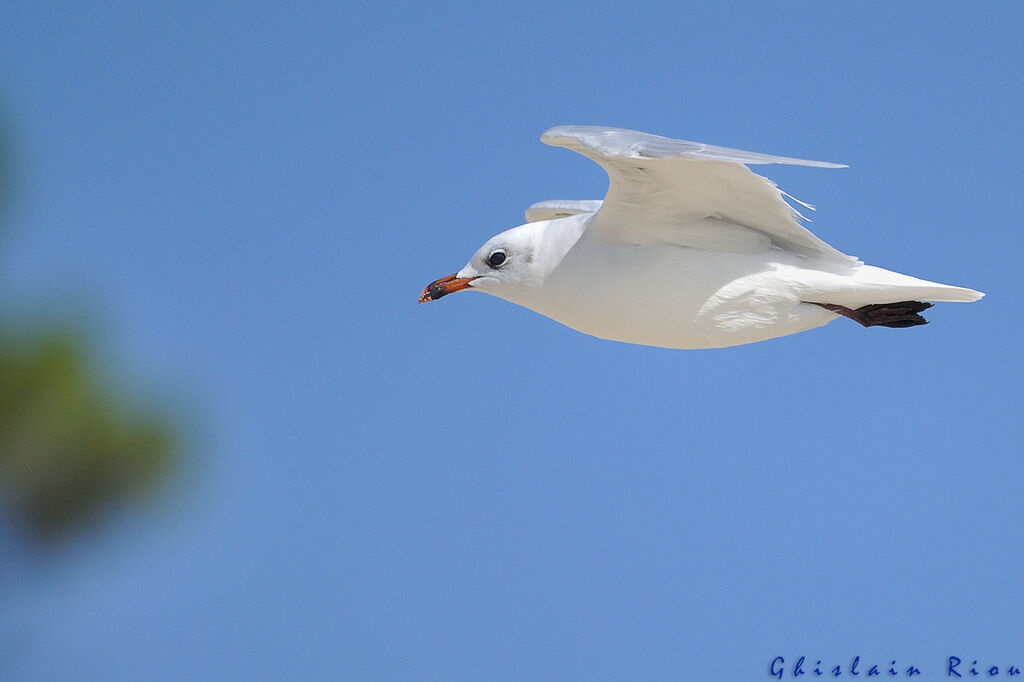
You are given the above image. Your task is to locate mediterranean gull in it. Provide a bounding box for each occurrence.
[419,126,983,349]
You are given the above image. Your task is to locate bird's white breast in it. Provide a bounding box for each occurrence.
[530,232,837,349]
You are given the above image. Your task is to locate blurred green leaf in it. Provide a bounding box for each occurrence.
[0,330,178,541]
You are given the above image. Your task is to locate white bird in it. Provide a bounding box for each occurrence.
[419,126,983,349]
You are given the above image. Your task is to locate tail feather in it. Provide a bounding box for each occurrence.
[916,286,984,303]
[848,265,984,304]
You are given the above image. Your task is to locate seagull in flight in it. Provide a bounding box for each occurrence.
[419,126,982,349]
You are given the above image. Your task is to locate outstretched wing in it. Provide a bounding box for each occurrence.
[540,126,857,264]
[525,199,602,223]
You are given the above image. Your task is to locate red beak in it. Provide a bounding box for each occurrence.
[419,273,479,303]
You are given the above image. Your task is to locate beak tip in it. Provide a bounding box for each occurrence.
[418,283,439,303]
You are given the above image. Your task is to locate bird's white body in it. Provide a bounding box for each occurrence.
[423,126,982,349]
[480,213,978,349]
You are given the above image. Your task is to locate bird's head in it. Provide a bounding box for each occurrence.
[419,222,550,306]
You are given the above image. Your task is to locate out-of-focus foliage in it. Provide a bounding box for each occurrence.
[0,330,177,541]
[0,116,179,544]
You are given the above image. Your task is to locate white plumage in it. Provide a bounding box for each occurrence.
[420,126,982,349]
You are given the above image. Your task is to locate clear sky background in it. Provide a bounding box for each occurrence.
[1,2,1021,680]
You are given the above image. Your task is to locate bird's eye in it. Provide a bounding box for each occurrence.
[487,250,507,268]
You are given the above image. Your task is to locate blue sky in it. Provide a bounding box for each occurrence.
[1,2,1021,680]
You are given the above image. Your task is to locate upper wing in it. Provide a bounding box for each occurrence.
[540,126,857,264]
[525,199,602,223]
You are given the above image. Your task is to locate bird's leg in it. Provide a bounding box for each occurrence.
[810,301,933,328]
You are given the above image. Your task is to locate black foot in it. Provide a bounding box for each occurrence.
[811,301,933,328]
